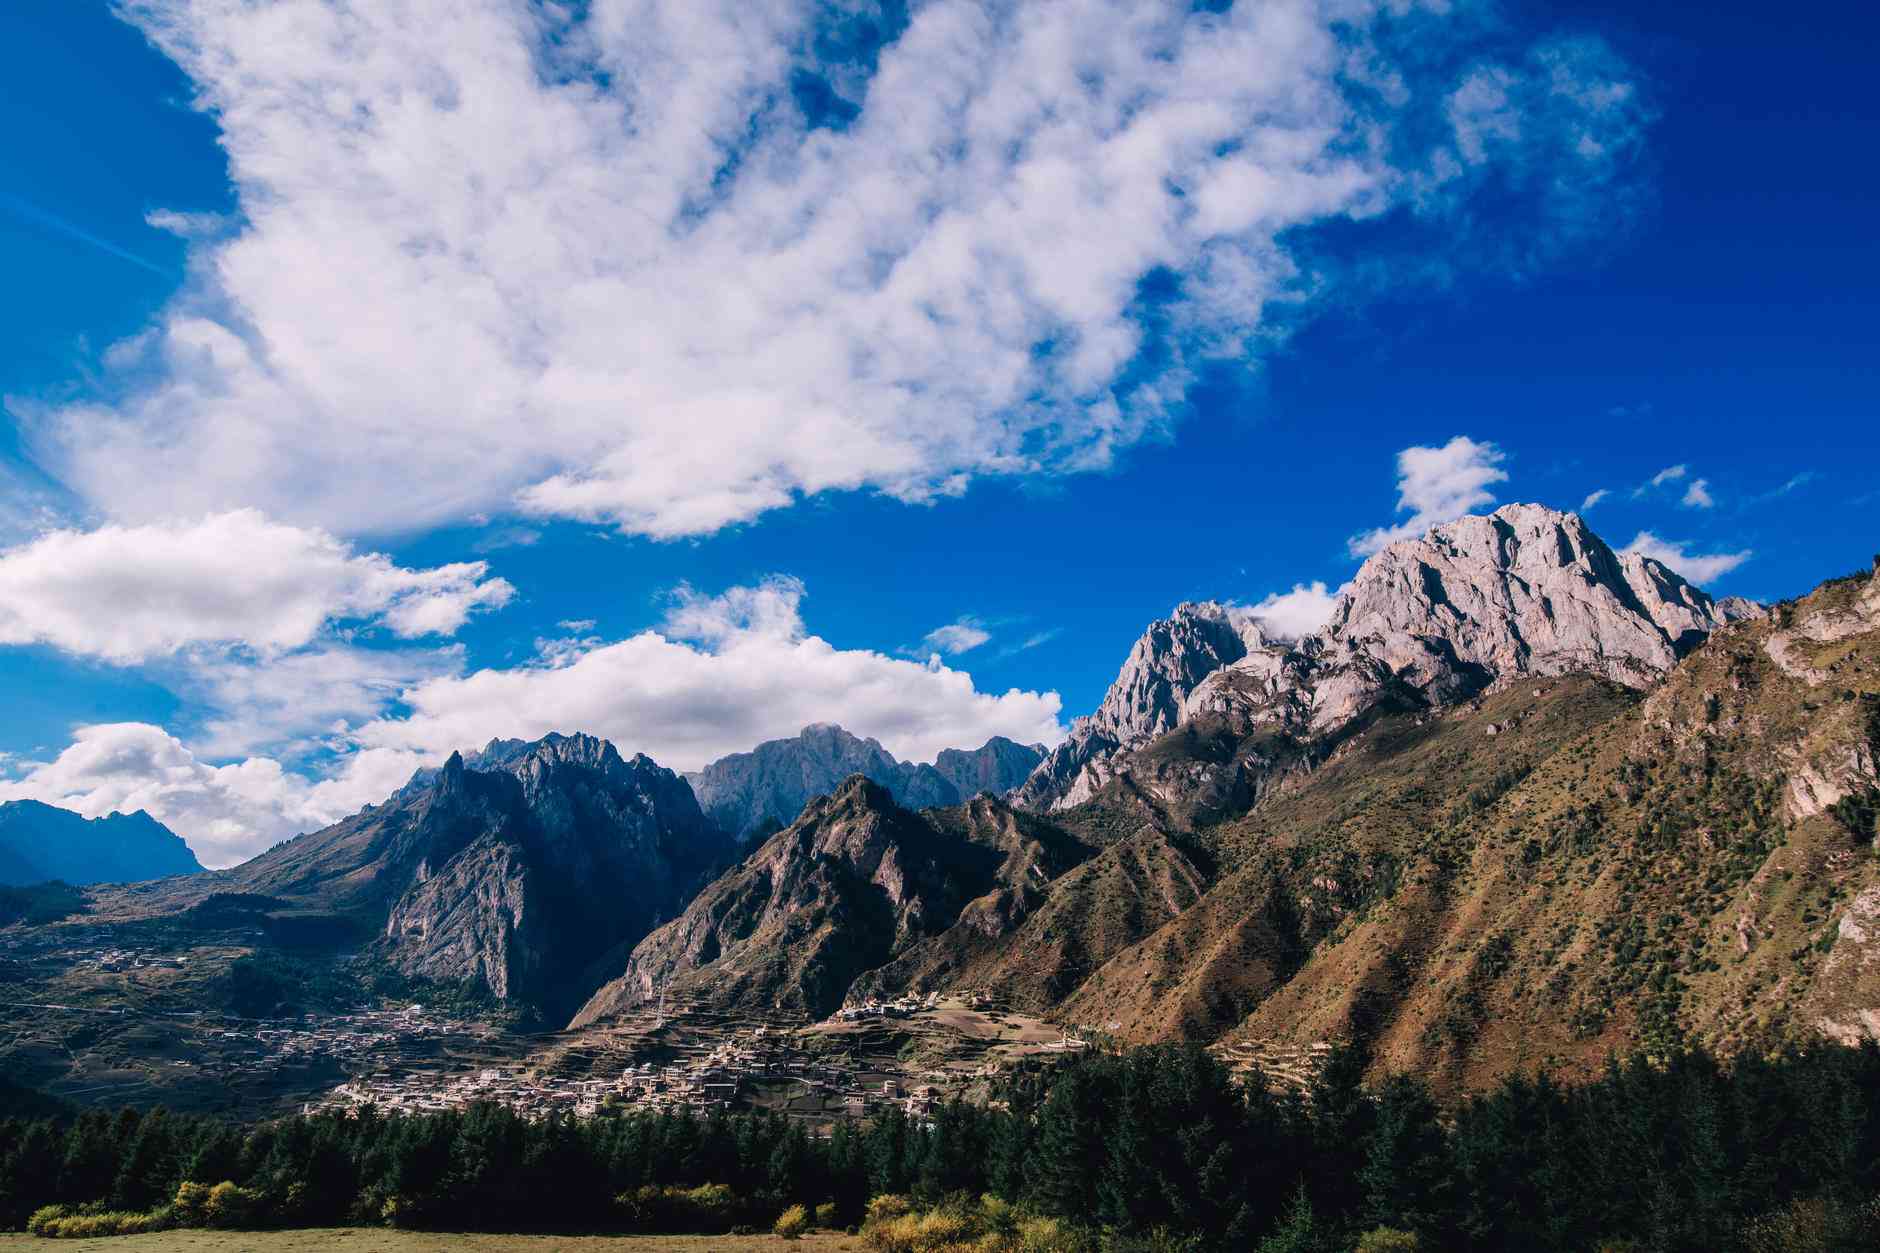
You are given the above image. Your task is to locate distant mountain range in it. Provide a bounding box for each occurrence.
[684,724,1046,841]
[47,504,1880,1090]
[0,801,201,887]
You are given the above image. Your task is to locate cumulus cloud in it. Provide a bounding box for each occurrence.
[20,0,1644,541]
[0,722,384,868]
[184,644,463,759]
[1243,581,1344,641]
[1620,531,1752,585]
[1681,477,1715,509]
[3,578,1064,865]
[352,577,1063,773]
[918,618,993,657]
[1349,436,1509,556]
[0,510,511,663]
[1580,488,1609,511]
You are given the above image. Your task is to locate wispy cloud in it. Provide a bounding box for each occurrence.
[916,617,993,658]
[997,628,1063,660]
[1743,471,1817,506]
[29,1,1647,542]
[1681,478,1715,509]
[1580,488,1610,511]
[1632,463,1687,498]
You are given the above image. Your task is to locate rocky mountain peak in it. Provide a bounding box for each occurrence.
[686,724,1046,841]
[1329,502,1733,694]
[1017,502,1744,811]
[227,731,732,1015]
[1087,599,1269,744]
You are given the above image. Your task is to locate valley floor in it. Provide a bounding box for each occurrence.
[0,1232,859,1251]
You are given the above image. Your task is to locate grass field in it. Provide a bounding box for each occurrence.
[0,1232,860,1251]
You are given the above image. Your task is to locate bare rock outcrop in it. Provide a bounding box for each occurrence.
[687,724,1045,842]
[1016,504,1742,811]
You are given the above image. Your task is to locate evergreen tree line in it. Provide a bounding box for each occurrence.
[3,1040,1879,1249]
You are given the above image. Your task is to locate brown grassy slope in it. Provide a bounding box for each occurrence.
[1057,674,1639,1048]
[853,823,1214,1012]
[1212,562,1880,1091]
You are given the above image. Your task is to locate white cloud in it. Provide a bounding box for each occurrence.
[20,0,1642,542]
[1349,435,1509,556]
[184,644,463,759]
[919,618,993,657]
[4,578,1064,866]
[0,510,512,663]
[1243,581,1344,641]
[1580,488,1609,511]
[998,629,1063,659]
[0,723,387,869]
[352,577,1063,773]
[1633,463,1687,498]
[1620,531,1751,585]
[1681,477,1714,509]
[557,619,597,634]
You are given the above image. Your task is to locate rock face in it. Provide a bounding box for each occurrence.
[571,778,1092,1026]
[0,802,201,886]
[1012,603,1268,811]
[233,733,732,1014]
[1016,504,1740,811]
[686,724,1045,842]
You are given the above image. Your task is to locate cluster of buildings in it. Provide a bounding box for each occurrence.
[92,948,187,973]
[215,1004,471,1069]
[307,1014,987,1126]
[835,993,935,1022]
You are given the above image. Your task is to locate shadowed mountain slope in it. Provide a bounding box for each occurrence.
[224,733,733,1016]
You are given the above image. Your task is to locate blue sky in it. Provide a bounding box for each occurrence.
[0,0,1874,864]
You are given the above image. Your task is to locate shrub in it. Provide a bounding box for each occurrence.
[25,1205,69,1235]
[35,1208,170,1237]
[616,1182,744,1234]
[1354,1229,1420,1253]
[172,1180,212,1226]
[1739,1193,1880,1253]
[775,1203,811,1240]
[979,1194,1019,1236]
[203,1180,261,1229]
[867,1193,914,1224]
[815,1200,842,1228]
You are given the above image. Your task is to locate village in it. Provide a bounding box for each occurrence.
[306,991,1095,1127]
[4,921,1329,1124]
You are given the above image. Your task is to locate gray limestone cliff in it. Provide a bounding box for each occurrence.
[686,724,1045,842]
[1016,504,1746,811]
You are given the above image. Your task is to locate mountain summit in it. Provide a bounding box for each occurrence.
[686,724,1046,841]
[229,732,733,1016]
[1016,504,1752,810]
